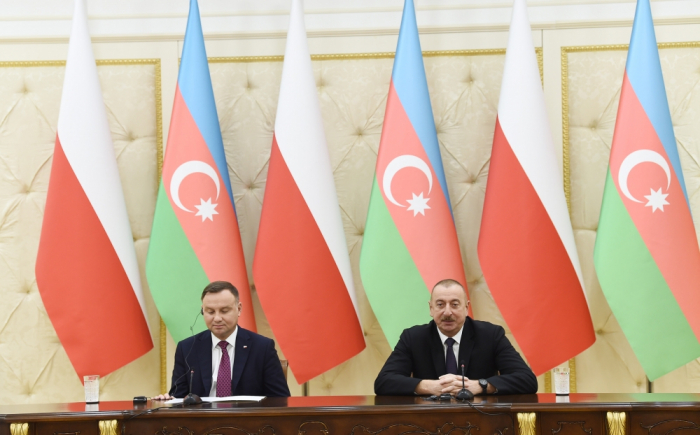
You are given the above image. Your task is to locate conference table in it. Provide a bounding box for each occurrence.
[1,393,699,435]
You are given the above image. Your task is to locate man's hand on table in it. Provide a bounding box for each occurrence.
[415,375,494,396]
[151,394,174,401]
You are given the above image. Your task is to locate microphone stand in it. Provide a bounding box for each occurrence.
[183,370,202,405]
[455,363,474,401]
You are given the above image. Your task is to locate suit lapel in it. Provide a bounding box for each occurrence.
[458,317,475,372]
[231,327,250,394]
[200,332,213,396]
[429,321,447,376]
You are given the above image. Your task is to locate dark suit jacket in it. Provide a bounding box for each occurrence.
[169,327,290,398]
[375,317,537,395]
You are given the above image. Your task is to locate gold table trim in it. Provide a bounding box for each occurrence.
[607,412,626,435]
[518,412,536,435]
[9,422,28,435]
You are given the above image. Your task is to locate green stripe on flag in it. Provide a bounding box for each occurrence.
[360,179,431,348]
[594,171,700,380]
[146,183,209,342]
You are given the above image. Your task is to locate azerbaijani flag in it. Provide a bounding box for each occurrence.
[253,0,365,384]
[360,0,469,348]
[594,0,700,380]
[146,0,256,342]
[35,0,152,379]
[477,0,595,375]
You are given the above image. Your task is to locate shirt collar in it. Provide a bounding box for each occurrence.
[211,325,238,350]
[436,322,465,346]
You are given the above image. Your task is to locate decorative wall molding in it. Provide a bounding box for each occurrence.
[1,0,699,44]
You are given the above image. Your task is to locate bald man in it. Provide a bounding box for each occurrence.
[375,279,537,396]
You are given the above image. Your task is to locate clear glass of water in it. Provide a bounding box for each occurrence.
[553,367,570,396]
[84,375,100,403]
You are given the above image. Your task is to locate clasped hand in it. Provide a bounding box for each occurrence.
[415,374,480,396]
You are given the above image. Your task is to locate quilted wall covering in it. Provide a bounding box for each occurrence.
[1,41,700,403]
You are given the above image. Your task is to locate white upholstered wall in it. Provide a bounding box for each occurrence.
[2,1,700,404]
[564,43,700,393]
[0,61,162,403]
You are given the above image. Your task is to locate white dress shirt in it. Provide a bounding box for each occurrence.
[436,323,465,370]
[209,326,237,397]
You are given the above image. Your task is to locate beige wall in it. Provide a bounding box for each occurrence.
[1,14,700,403]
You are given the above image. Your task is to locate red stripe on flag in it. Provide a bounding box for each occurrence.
[36,137,152,379]
[609,74,700,337]
[479,119,595,375]
[377,82,468,296]
[162,87,255,331]
[254,137,365,383]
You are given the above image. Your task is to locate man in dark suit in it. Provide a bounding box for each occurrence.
[375,279,537,396]
[154,281,290,399]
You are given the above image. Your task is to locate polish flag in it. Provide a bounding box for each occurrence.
[35,0,152,380]
[253,0,365,384]
[477,0,595,375]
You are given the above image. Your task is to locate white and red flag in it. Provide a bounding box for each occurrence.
[477,0,595,375]
[35,0,152,380]
[253,0,365,383]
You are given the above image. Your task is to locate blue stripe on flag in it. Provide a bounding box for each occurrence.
[391,0,452,211]
[625,0,689,205]
[178,0,235,206]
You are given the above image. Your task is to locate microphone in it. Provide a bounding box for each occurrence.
[455,362,474,401]
[170,310,201,398]
[183,370,202,405]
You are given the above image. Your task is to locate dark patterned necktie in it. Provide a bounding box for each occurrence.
[445,337,458,375]
[216,341,232,397]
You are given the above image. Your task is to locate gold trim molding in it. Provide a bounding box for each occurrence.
[209,48,514,65]
[607,412,626,435]
[518,412,536,435]
[0,58,163,67]
[160,318,167,393]
[570,357,577,393]
[0,60,66,67]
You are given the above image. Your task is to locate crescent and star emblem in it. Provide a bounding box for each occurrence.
[169,160,220,222]
[617,149,671,213]
[382,154,433,216]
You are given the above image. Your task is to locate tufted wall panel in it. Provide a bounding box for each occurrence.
[564,44,700,393]
[4,41,700,403]
[0,61,162,404]
[208,51,550,395]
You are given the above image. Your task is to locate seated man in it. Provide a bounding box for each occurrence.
[155,281,290,399]
[375,279,537,396]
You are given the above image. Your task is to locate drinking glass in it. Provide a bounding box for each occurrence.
[84,375,100,403]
